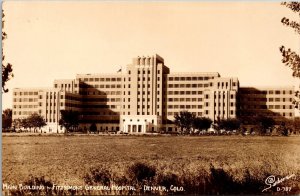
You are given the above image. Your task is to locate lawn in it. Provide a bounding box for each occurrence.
[2,135,300,194]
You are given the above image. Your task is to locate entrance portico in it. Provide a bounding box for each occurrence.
[120,115,162,134]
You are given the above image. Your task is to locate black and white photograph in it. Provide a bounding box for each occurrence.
[2,1,300,195]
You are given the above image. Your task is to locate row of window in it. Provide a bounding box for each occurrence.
[13,98,39,102]
[80,91,121,95]
[214,94,235,99]
[82,98,121,102]
[46,110,57,114]
[64,95,82,101]
[240,98,293,102]
[54,83,75,88]
[240,90,293,95]
[13,91,39,96]
[81,105,118,109]
[240,105,294,109]
[13,111,36,115]
[168,83,210,88]
[217,82,237,87]
[213,102,235,107]
[79,77,122,82]
[167,91,205,95]
[239,112,293,117]
[167,105,203,109]
[214,110,235,115]
[80,84,122,89]
[168,98,202,102]
[46,118,57,123]
[13,105,38,109]
[81,111,120,115]
[63,103,82,108]
[168,76,214,81]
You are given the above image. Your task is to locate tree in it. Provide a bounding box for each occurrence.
[21,118,32,131]
[174,111,195,134]
[2,9,13,93]
[256,116,275,135]
[280,2,300,109]
[217,118,241,133]
[193,117,212,133]
[27,113,47,132]
[2,108,12,130]
[277,122,290,136]
[12,118,22,131]
[89,123,97,133]
[280,2,300,77]
[59,110,80,133]
[294,117,300,134]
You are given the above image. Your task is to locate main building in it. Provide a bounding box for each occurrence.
[12,54,296,133]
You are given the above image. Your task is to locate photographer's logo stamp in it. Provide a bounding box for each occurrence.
[262,174,296,192]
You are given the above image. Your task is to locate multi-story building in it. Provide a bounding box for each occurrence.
[237,87,295,121]
[11,54,296,133]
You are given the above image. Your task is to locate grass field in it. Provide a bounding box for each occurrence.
[2,135,300,195]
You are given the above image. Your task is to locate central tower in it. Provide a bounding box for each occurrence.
[120,54,170,133]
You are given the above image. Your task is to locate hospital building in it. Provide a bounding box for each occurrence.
[12,54,296,133]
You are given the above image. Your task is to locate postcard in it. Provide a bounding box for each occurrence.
[2,1,300,195]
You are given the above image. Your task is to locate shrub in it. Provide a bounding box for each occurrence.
[209,165,241,194]
[156,173,179,188]
[10,176,54,195]
[127,162,156,183]
[84,167,111,186]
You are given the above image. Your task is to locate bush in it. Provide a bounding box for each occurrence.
[84,167,111,186]
[10,176,54,195]
[156,173,179,188]
[127,162,156,183]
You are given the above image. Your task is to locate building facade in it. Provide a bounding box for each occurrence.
[12,54,297,133]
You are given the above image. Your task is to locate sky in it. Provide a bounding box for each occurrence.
[2,1,300,110]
